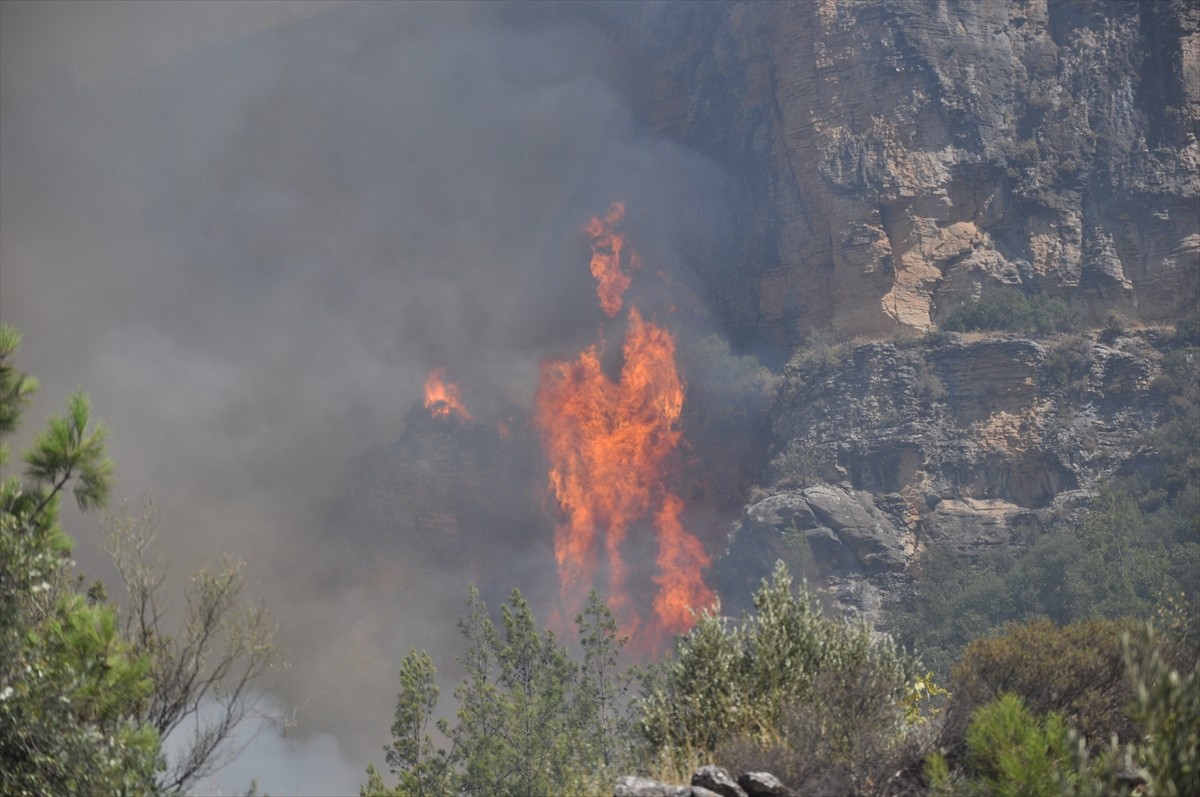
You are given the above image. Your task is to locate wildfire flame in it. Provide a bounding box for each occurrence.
[423,368,472,420]
[535,203,715,652]
[584,200,638,318]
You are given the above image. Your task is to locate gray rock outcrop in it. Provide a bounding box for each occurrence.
[738,772,794,797]
[715,328,1178,625]
[692,765,749,797]
[615,769,793,797]
[614,775,693,797]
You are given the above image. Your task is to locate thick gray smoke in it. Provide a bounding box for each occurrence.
[0,2,731,793]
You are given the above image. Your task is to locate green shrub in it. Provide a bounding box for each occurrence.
[1041,334,1092,400]
[1172,310,1200,346]
[638,559,916,792]
[1015,138,1042,164]
[914,361,947,402]
[768,439,826,488]
[942,286,1079,335]
[930,612,1200,797]
[1121,621,1200,797]
[928,694,1075,797]
[717,654,937,796]
[787,327,851,371]
[366,589,633,797]
[940,618,1135,755]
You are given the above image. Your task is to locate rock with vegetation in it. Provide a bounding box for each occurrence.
[717,324,1196,643]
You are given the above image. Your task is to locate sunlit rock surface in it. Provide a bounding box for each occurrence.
[634,0,1199,347]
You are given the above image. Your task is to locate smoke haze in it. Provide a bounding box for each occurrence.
[1,2,734,792]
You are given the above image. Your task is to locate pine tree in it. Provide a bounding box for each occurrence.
[575,590,634,777]
[0,324,162,795]
[368,586,634,796]
[380,649,451,797]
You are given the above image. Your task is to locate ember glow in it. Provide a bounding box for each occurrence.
[535,204,715,652]
[423,368,472,420]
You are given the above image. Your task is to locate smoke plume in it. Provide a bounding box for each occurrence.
[1,1,738,792]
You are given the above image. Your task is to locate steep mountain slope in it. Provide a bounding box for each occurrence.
[333,0,1197,637]
[714,326,1191,625]
[635,0,1198,348]
[622,0,1199,631]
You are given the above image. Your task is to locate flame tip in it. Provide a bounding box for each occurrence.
[423,368,472,420]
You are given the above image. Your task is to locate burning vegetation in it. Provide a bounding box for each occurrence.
[423,367,472,421]
[536,202,715,652]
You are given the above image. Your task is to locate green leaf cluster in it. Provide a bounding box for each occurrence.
[928,694,1075,797]
[1120,621,1200,796]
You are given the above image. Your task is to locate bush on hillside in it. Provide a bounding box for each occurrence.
[942,286,1079,335]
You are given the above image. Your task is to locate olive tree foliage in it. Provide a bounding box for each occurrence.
[104,505,284,794]
[1116,619,1199,797]
[364,588,633,797]
[0,325,161,795]
[637,560,923,791]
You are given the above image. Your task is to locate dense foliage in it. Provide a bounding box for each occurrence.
[367,563,941,796]
[368,559,1198,796]
[942,286,1079,335]
[638,561,920,786]
[0,325,161,795]
[927,613,1198,797]
[363,589,633,797]
[0,327,280,795]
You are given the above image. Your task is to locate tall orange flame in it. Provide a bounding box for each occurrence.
[423,368,472,420]
[535,204,714,653]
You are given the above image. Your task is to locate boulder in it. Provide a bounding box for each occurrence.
[737,771,793,797]
[690,787,724,797]
[613,775,692,797]
[691,765,748,797]
[802,484,907,574]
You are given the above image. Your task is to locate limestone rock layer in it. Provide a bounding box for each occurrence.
[633,0,1199,348]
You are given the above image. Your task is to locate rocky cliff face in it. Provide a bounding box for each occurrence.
[323,0,1195,642]
[635,0,1198,349]
[713,326,1181,624]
